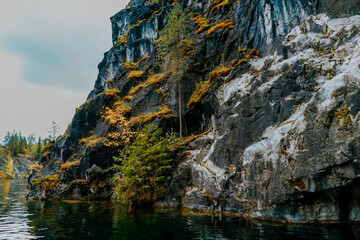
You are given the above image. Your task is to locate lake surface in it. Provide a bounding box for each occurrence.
[0,179,360,240]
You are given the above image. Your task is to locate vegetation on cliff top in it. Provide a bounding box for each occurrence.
[3,131,43,159]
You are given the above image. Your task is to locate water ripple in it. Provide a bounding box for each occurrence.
[0,180,39,240]
[1,179,360,239]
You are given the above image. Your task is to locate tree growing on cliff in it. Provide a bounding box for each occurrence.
[112,124,183,206]
[159,3,194,138]
[4,131,19,156]
[35,137,43,160]
[47,121,60,142]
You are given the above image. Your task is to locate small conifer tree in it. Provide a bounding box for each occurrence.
[159,3,194,138]
[113,124,183,206]
[35,137,43,160]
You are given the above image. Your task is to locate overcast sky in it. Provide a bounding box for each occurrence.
[0,0,129,142]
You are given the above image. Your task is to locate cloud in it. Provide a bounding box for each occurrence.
[0,0,130,141]
[0,0,129,92]
[0,49,85,140]
[1,30,103,91]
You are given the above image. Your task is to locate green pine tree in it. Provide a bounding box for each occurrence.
[27,134,36,153]
[113,124,183,206]
[18,134,27,155]
[158,3,194,138]
[35,137,43,161]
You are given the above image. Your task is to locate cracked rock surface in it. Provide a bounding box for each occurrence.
[27,0,360,221]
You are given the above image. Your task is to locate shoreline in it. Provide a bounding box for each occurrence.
[24,195,360,225]
[156,206,360,225]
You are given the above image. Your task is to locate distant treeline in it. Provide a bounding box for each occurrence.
[2,131,49,160]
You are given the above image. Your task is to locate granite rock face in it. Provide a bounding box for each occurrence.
[158,14,360,222]
[88,0,317,98]
[27,0,360,221]
[0,147,34,179]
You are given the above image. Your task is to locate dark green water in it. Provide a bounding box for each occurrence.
[1,179,360,240]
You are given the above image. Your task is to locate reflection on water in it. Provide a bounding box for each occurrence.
[0,180,36,239]
[1,180,360,239]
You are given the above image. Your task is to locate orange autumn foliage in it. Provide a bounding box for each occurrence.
[207,20,234,35]
[103,106,137,147]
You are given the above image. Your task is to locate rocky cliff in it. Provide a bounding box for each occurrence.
[0,147,34,179]
[27,0,360,222]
